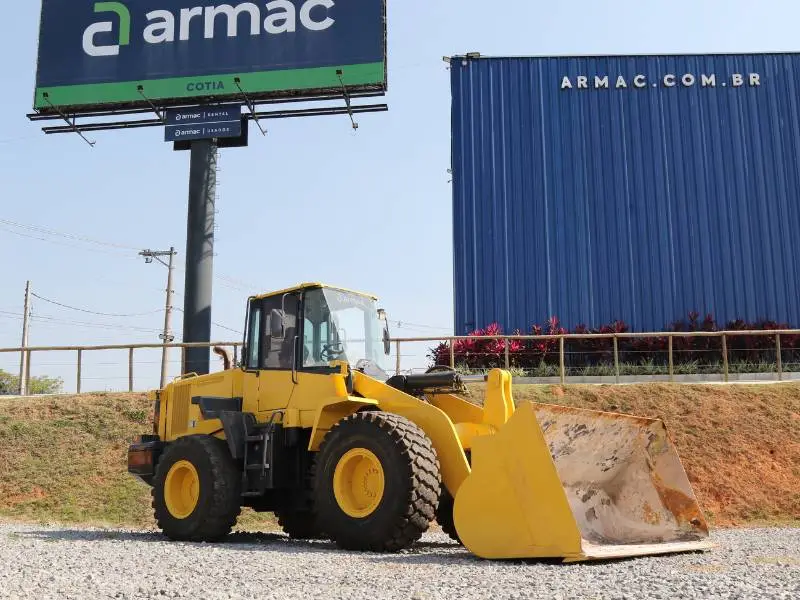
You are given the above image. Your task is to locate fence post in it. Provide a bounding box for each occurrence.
[504,337,510,370]
[668,336,674,382]
[776,334,783,381]
[128,347,134,392]
[613,336,620,384]
[395,340,401,375]
[559,336,566,384]
[77,349,82,394]
[722,334,729,383]
[25,350,31,393]
[449,340,455,370]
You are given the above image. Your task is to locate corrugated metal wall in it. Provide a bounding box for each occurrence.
[451,53,800,334]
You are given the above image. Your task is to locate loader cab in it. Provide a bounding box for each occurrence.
[243,284,391,378]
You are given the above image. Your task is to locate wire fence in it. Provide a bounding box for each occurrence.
[1,329,799,395]
[0,342,241,395]
[397,330,800,383]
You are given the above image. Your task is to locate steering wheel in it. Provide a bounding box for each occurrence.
[321,343,345,361]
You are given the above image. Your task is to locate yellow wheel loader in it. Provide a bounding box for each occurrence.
[128,283,713,561]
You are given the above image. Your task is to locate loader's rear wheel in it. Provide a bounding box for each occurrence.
[313,412,440,552]
[152,435,241,542]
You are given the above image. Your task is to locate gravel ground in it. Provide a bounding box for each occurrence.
[0,524,797,600]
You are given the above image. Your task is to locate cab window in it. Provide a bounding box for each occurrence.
[260,292,300,370]
[245,302,261,370]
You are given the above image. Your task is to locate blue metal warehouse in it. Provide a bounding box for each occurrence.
[450,53,800,334]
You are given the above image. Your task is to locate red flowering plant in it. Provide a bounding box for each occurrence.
[724,318,795,363]
[572,320,628,366]
[669,312,721,364]
[516,317,566,368]
[428,312,799,373]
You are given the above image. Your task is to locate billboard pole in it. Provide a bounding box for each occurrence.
[182,139,217,376]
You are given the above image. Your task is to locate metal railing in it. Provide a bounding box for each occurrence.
[393,329,800,384]
[0,341,241,395]
[1,328,799,395]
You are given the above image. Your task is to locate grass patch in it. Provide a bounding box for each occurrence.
[0,393,277,531]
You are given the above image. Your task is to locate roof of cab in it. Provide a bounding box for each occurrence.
[252,283,378,301]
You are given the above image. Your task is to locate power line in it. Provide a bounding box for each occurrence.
[0,225,135,257]
[1,218,263,298]
[173,307,242,335]
[30,314,164,334]
[31,293,164,318]
[0,218,140,251]
[390,320,452,332]
[213,322,243,335]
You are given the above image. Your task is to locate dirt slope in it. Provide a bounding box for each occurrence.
[0,385,797,528]
[473,383,800,526]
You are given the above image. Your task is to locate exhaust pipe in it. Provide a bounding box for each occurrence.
[213,346,232,370]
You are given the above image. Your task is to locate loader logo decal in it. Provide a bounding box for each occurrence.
[82,2,131,57]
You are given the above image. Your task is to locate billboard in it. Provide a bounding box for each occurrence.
[451,53,800,333]
[33,0,387,114]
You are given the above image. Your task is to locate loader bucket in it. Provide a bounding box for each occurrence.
[452,402,713,562]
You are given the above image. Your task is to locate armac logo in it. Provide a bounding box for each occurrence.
[82,0,336,57]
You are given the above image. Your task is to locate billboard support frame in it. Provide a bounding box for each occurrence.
[337,70,358,130]
[40,92,96,147]
[233,78,267,137]
[31,98,388,139]
[136,85,166,124]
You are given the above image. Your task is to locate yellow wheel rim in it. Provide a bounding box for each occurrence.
[333,448,385,518]
[164,460,200,519]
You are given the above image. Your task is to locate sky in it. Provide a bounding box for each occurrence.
[1,0,798,393]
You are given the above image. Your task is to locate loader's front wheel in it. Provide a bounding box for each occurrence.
[275,507,326,540]
[436,450,469,545]
[152,435,241,542]
[313,412,440,552]
[435,488,462,544]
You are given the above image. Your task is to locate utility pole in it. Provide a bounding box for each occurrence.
[140,248,177,389]
[18,281,31,396]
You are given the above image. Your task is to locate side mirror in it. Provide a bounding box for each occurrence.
[383,323,391,355]
[378,308,390,355]
[270,309,286,340]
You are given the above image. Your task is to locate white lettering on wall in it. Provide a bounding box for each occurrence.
[559,72,763,91]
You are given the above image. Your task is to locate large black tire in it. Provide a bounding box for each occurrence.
[152,435,241,542]
[436,450,470,544]
[313,412,440,552]
[275,508,325,540]
[435,488,461,544]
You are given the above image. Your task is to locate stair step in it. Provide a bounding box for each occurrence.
[245,464,270,470]
[241,491,265,498]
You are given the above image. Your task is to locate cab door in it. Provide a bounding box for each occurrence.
[241,300,262,414]
[256,292,301,413]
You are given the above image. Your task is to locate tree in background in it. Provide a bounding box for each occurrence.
[0,369,63,396]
